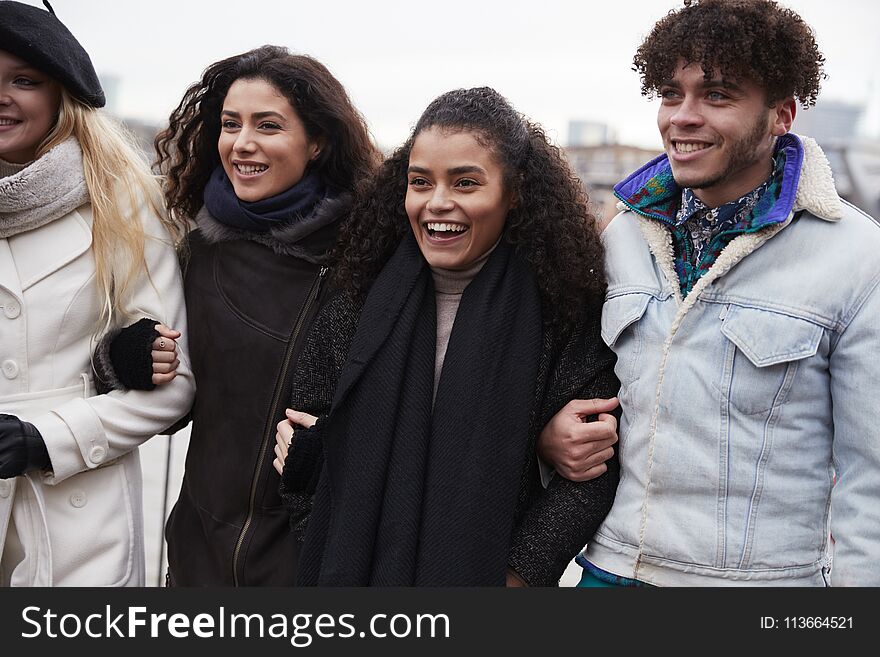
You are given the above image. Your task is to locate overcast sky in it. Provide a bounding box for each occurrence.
[18,0,880,149]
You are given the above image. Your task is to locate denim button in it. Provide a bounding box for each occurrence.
[0,480,12,498]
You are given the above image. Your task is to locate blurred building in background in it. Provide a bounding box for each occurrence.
[794,99,864,144]
[568,120,618,148]
[563,120,660,223]
[794,100,880,217]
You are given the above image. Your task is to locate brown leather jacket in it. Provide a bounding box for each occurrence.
[164,197,348,585]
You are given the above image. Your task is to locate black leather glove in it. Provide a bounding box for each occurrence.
[0,414,50,479]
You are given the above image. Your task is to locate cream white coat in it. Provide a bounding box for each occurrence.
[0,201,195,586]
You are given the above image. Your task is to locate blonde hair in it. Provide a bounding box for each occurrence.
[36,90,184,333]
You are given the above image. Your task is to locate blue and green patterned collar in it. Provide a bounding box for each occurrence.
[614,133,804,228]
[676,172,773,228]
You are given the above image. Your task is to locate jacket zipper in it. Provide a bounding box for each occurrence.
[231,265,327,586]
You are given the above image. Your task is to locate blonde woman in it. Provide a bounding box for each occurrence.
[0,1,194,586]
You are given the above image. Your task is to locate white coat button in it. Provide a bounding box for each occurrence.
[3,301,20,319]
[0,480,11,498]
[69,490,87,508]
[2,359,19,379]
[88,446,106,464]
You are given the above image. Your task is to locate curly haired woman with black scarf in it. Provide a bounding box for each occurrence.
[274,87,620,587]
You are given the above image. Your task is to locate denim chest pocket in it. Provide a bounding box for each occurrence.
[602,293,651,346]
[602,292,653,386]
[720,305,824,416]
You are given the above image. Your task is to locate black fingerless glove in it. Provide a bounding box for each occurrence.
[94,317,159,393]
[0,414,50,479]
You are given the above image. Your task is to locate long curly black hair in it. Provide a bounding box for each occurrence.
[155,45,379,224]
[331,86,606,332]
[635,0,825,107]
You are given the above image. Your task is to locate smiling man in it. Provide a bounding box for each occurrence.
[540,0,880,586]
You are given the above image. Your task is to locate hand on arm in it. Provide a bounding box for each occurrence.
[150,324,181,385]
[273,409,318,475]
[100,318,182,390]
[537,397,619,481]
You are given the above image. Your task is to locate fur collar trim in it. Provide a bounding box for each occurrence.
[793,136,842,220]
[0,137,89,238]
[194,192,351,263]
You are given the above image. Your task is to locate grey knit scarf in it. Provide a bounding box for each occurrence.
[0,137,89,238]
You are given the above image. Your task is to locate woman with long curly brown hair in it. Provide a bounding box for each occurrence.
[105,45,379,585]
[162,46,378,587]
[275,87,619,586]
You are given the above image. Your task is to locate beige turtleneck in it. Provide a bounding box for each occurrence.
[429,241,499,400]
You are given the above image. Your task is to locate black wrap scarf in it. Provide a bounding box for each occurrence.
[297,234,543,586]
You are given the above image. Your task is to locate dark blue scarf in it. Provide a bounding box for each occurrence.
[203,165,327,233]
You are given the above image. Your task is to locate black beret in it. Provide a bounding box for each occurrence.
[0,1,105,107]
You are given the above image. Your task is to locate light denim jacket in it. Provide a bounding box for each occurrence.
[585,135,880,586]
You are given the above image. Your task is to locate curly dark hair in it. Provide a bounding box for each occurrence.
[330,86,606,331]
[155,45,379,223]
[634,0,825,107]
